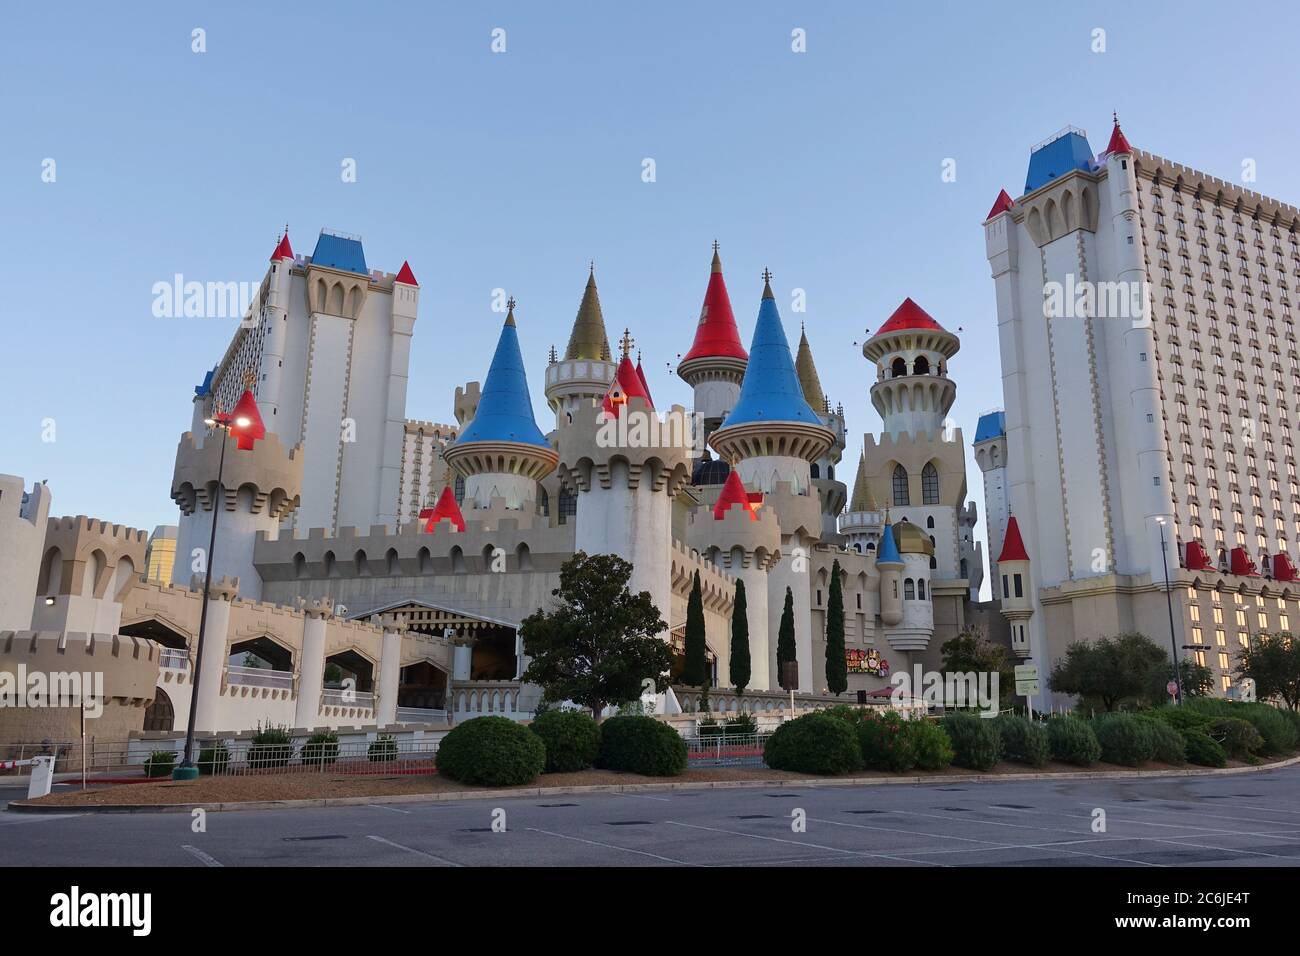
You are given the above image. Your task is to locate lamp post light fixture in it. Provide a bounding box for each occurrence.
[1156,517,1184,706]
[171,409,249,780]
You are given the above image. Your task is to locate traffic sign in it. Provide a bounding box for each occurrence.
[1014,664,1039,696]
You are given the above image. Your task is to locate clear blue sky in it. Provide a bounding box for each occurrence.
[4,1,1299,595]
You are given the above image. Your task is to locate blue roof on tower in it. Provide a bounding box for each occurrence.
[974,410,1006,443]
[876,523,902,565]
[310,231,368,275]
[719,284,823,429]
[1024,128,1095,193]
[193,366,216,398]
[454,313,550,449]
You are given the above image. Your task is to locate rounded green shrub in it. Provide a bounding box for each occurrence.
[1137,717,1186,765]
[246,723,294,770]
[906,718,954,770]
[1230,703,1296,755]
[940,712,1002,771]
[1209,717,1263,760]
[762,712,863,775]
[597,715,688,776]
[436,716,546,786]
[822,704,868,726]
[1091,713,1155,766]
[529,709,601,773]
[367,734,398,763]
[197,741,230,775]
[1184,730,1228,767]
[301,729,340,767]
[144,750,176,778]
[856,711,916,772]
[997,715,1050,767]
[1151,705,1215,733]
[1046,715,1101,766]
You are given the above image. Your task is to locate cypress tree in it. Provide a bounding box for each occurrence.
[777,586,797,689]
[682,569,707,688]
[729,579,751,694]
[825,559,847,695]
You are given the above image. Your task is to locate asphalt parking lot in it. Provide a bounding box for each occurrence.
[4,763,1299,867]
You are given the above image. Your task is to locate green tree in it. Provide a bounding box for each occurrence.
[1146,657,1214,702]
[729,579,751,695]
[940,627,1017,708]
[520,551,673,718]
[824,560,847,695]
[681,570,707,688]
[777,586,797,690]
[1237,632,1300,710]
[1047,632,1169,711]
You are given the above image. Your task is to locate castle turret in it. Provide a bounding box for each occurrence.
[0,475,51,631]
[863,298,960,439]
[996,515,1034,658]
[31,515,148,634]
[677,243,748,439]
[838,452,884,554]
[170,395,304,602]
[889,520,935,652]
[557,335,692,636]
[686,469,781,690]
[544,266,617,429]
[443,301,559,513]
[710,272,834,692]
[796,325,847,539]
[973,409,1010,587]
[1103,117,1179,585]
[257,230,295,425]
[876,521,904,627]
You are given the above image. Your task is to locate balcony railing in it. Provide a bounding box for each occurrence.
[321,688,375,709]
[158,648,190,671]
[226,665,294,690]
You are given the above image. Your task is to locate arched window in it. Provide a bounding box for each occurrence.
[918,580,926,600]
[892,465,910,506]
[926,516,935,529]
[537,487,550,517]
[913,355,930,375]
[960,558,968,579]
[454,475,466,505]
[891,357,907,378]
[810,463,820,479]
[921,463,940,505]
[930,555,937,570]
[904,579,916,600]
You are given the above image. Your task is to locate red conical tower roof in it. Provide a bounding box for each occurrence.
[1105,114,1132,156]
[681,244,748,363]
[227,390,266,450]
[997,515,1030,562]
[986,189,1015,219]
[876,297,947,336]
[713,469,763,521]
[420,485,465,533]
[394,260,418,286]
[635,356,653,407]
[271,232,294,262]
[602,354,653,417]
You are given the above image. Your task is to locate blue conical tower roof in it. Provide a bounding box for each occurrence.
[720,277,824,428]
[455,306,549,448]
[876,522,903,565]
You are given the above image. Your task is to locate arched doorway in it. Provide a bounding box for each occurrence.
[143,687,174,731]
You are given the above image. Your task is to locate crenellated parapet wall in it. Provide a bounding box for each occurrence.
[556,397,693,495]
[684,499,782,571]
[861,429,969,508]
[171,431,304,519]
[669,539,737,614]
[37,515,149,602]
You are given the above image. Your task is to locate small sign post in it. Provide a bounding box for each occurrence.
[1014,664,1040,719]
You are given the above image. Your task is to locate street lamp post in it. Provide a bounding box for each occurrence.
[1156,517,1184,706]
[172,409,248,780]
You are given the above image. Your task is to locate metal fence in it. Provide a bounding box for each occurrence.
[683,733,770,768]
[144,738,442,778]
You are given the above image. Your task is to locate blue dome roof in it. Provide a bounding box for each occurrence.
[455,315,549,449]
[876,523,902,565]
[720,287,823,429]
[691,455,731,487]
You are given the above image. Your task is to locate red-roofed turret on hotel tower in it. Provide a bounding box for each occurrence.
[677,242,748,437]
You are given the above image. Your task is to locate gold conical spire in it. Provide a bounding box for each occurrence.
[564,265,612,361]
[795,324,825,410]
[849,451,879,512]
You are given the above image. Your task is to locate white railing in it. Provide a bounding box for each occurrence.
[158,648,190,670]
[396,706,447,724]
[226,665,294,690]
[321,688,375,708]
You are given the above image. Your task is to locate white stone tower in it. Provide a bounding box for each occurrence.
[973,409,1010,589]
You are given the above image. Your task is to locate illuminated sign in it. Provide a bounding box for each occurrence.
[846,647,889,677]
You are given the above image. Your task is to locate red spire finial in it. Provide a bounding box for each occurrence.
[419,485,466,533]
[1106,113,1132,156]
[270,229,294,262]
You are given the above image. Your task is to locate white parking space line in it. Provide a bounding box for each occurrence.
[665,820,947,867]
[1071,800,1300,832]
[527,827,696,865]
[365,834,462,866]
[180,844,223,868]
[1002,802,1300,839]
[366,804,411,813]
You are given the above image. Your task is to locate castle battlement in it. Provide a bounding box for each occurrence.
[46,515,148,547]
[172,430,304,519]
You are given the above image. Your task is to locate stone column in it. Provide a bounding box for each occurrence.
[295,598,331,729]
[192,576,238,734]
[451,632,473,682]
[377,613,404,727]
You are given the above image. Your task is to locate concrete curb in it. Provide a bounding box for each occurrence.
[8,752,1299,815]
